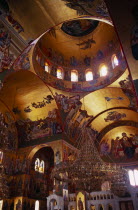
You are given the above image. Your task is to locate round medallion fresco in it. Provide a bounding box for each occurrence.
[61,19,99,37]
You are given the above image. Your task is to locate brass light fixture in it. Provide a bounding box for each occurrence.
[52,127,128,196]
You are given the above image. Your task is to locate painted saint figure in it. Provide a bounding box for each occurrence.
[100,139,110,156]
[78,197,84,210]
[120,133,135,158]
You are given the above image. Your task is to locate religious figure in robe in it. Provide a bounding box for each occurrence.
[78,197,84,210]
[120,133,135,158]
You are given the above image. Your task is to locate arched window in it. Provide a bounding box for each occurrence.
[39,160,45,173]
[45,62,49,72]
[86,70,93,81]
[99,64,108,77]
[57,68,63,79]
[35,158,45,173]
[35,158,40,172]
[128,169,138,186]
[112,54,119,68]
[35,200,39,210]
[71,70,78,82]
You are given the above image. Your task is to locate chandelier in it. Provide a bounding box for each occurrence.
[52,127,128,196]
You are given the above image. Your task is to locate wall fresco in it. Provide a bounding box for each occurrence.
[119,75,137,108]
[13,44,32,71]
[16,109,63,147]
[0,23,14,72]
[61,19,99,37]
[0,111,17,150]
[100,132,138,162]
[104,111,126,122]
[62,0,111,23]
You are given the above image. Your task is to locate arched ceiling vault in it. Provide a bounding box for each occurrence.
[91,108,138,133]
[0,70,58,121]
[81,87,130,117]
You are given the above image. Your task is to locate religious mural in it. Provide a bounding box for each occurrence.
[76,37,96,50]
[62,144,77,162]
[0,23,14,72]
[54,92,98,147]
[13,95,54,115]
[0,111,17,150]
[3,153,30,176]
[119,75,137,109]
[61,19,99,37]
[16,109,63,147]
[1,145,55,203]
[61,0,110,22]
[55,150,61,165]
[76,192,86,210]
[35,43,127,92]
[100,132,138,162]
[104,111,126,122]
[38,38,120,69]
[13,44,32,71]
[24,95,54,113]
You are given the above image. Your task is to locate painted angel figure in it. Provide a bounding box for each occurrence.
[76,38,96,50]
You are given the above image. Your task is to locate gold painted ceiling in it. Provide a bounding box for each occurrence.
[0,71,58,121]
[7,0,112,40]
[0,0,138,165]
[40,21,117,61]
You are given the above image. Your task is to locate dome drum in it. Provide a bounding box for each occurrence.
[33,43,126,92]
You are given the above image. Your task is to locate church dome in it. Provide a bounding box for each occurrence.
[32,18,127,92]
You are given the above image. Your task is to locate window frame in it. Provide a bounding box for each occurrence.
[128,169,138,187]
[57,67,63,79]
[71,70,78,82]
[45,62,49,73]
[111,54,119,68]
[85,69,93,81]
[99,64,108,77]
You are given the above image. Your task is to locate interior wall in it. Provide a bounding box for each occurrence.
[105,0,138,96]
